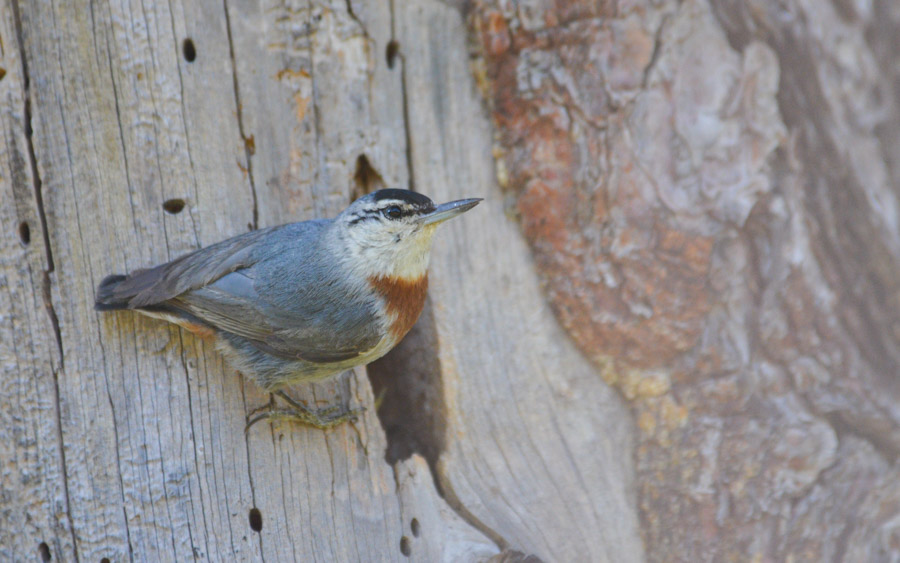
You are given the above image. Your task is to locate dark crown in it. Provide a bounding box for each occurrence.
[370,189,435,212]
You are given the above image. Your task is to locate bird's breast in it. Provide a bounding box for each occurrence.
[368,274,429,342]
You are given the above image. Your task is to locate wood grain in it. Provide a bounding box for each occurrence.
[392,2,644,561]
[0,2,72,559]
[1,0,501,560]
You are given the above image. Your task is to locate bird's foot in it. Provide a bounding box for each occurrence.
[245,390,364,433]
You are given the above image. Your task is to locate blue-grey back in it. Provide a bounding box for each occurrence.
[170,220,383,362]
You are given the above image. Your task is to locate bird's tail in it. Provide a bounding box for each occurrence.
[94,274,130,311]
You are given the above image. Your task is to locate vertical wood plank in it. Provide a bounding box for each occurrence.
[396,2,644,561]
[0,1,73,559]
[1,0,598,560]
[17,0,257,558]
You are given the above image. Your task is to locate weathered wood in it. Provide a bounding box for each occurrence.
[391,2,644,561]
[0,3,72,559]
[396,455,499,562]
[227,1,406,560]
[2,0,511,560]
[15,0,896,559]
[17,0,258,558]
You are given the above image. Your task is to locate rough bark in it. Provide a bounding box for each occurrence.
[467,0,900,560]
[0,0,640,561]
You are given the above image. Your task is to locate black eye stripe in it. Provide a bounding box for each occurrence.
[349,201,432,226]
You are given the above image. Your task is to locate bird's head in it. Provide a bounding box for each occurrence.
[335,189,481,281]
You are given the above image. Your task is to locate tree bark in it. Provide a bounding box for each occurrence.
[468,0,900,560]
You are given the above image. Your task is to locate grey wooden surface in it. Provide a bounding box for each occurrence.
[0,0,640,561]
[395,3,642,561]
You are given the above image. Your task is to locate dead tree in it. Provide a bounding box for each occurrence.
[3,0,898,561]
[1,0,638,561]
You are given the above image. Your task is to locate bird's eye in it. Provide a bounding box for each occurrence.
[383,205,402,219]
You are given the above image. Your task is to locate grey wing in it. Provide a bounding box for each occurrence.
[103,226,281,308]
[171,268,383,363]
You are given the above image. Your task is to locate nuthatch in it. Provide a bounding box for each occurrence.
[95,189,481,428]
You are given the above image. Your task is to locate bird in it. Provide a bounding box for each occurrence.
[95,189,481,429]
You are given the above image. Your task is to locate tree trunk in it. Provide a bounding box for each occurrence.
[4,0,898,561]
[467,0,900,560]
[0,0,639,561]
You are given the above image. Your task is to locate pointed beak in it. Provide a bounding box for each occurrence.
[419,198,483,226]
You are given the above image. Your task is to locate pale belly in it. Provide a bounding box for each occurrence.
[135,308,401,391]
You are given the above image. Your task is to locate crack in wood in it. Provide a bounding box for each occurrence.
[343,0,368,38]
[103,380,135,563]
[10,2,78,560]
[222,0,259,231]
[379,0,510,553]
[12,23,52,272]
[176,330,212,562]
[237,377,266,560]
[390,0,415,192]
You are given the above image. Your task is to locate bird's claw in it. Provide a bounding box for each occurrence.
[245,391,365,433]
